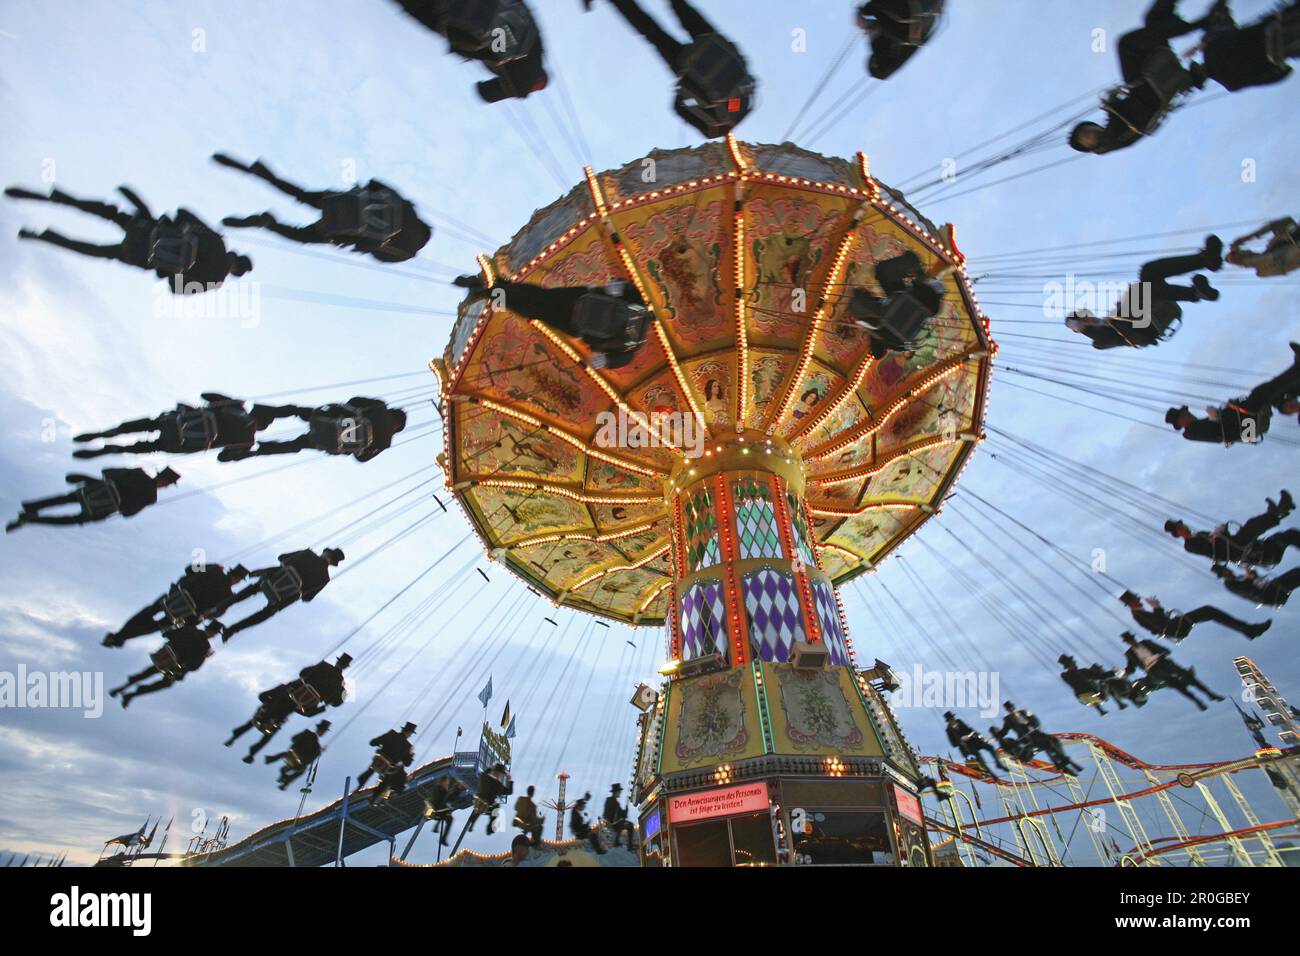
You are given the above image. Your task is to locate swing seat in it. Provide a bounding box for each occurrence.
[872,291,933,352]
[79,481,121,519]
[1075,691,1103,706]
[283,751,310,771]
[173,406,220,451]
[321,192,403,244]
[147,222,200,274]
[676,34,754,134]
[573,294,649,354]
[287,679,323,715]
[310,408,375,453]
[1266,7,1300,67]
[893,0,946,46]
[1140,46,1193,103]
[150,643,186,680]
[162,585,199,625]
[444,0,537,64]
[260,565,305,605]
[252,711,285,735]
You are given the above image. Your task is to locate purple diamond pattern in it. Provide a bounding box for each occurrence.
[743,568,805,663]
[812,580,851,667]
[679,579,728,662]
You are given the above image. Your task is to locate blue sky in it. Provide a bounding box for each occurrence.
[1,0,1298,866]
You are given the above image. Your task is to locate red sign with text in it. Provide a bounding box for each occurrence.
[893,784,922,825]
[668,781,770,823]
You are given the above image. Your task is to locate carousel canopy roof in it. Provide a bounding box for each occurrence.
[438,139,994,625]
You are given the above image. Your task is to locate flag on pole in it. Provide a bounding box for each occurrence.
[500,700,511,729]
[477,676,493,709]
[505,714,517,740]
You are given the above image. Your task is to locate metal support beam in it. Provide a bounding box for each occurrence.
[336,776,351,868]
[399,818,427,863]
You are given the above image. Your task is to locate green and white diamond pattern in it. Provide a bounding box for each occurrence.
[734,478,783,560]
[684,488,721,571]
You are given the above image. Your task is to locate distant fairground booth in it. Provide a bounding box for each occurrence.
[436,137,995,866]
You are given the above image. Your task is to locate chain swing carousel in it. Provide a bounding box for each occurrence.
[433,136,995,867]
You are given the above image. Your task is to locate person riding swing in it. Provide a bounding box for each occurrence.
[225,654,352,761]
[216,548,344,640]
[266,721,331,790]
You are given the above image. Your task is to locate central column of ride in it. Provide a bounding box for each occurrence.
[629,434,932,867]
[666,433,850,669]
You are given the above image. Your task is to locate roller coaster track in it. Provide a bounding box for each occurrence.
[1120,819,1300,866]
[921,734,1298,820]
[920,733,1300,865]
[924,816,1035,867]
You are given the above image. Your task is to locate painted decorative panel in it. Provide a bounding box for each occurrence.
[659,667,765,773]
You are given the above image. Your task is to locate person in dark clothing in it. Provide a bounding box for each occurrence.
[569,792,605,854]
[1120,589,1270,640]
[217,398,406,463]
[216,548,344,639]
[1243,342,1300,417]
[296,655,352,709]
[455,274,651,369]
[394,0,548,103]
[6,467,180,533]
[1058,654,1142,715]
[1000,702,1084,776]
[1192,0,1299,92]
[586,0,755,138]
[1212,563,1300,608]
[855,0,946,80]
[212,153,432,262]
[848,251,947,358]
[105,562,250,647]
[1227,218,1300,277]
[466,762,513,833]
[987,725,1032,764]
[6,185,251,291]
[265,720,331,790]
[356,721,418,789]
[504,833,532,866]
[514,784,545,846]
[426,775,468,846]
[1173,341,1300,439]
[1121,631,1225,710]
[73,394,264,460]
[225,654,352,761]
[1069,1,1223,155]
[1065,237,1223,349]
[943,711,1007,774]
[916,774,953,803]
[108,622,222,708]
[1164,490,1293,565]
[601,783,636,849]
[1164,399,1271,445]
